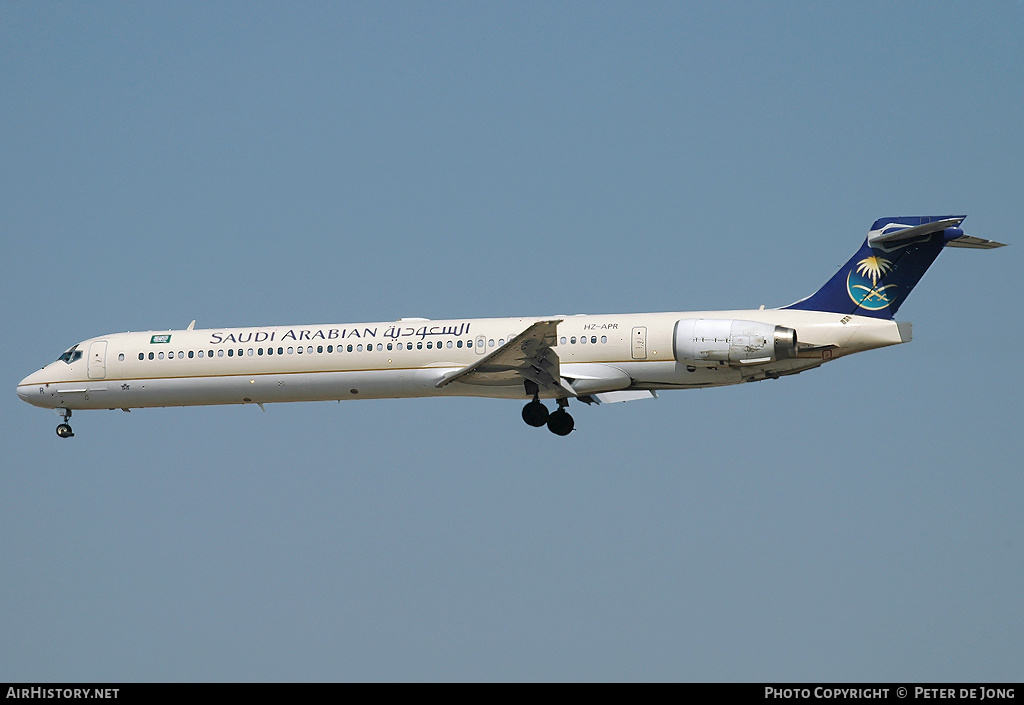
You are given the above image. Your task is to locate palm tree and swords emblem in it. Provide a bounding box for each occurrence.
[846,253,897,310]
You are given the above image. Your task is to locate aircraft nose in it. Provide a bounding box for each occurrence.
[17,369,46,404]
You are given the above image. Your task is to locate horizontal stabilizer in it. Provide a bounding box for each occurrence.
[945,234,1007,249]
[868,216,1007,250]
[867,217,964,249]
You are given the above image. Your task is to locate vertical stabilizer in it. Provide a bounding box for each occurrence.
[784,216,1003,318]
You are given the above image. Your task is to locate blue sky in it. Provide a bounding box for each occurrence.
[2,2,1021,681]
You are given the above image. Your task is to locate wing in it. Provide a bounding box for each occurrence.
[435,319,572,396]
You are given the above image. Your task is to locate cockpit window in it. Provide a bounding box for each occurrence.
[57,346,83,364]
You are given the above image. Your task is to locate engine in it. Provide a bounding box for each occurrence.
[673,319,797,365]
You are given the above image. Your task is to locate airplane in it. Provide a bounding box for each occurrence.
[17,215,1005,438]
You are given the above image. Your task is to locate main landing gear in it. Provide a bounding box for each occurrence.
[55,409,74,438]
[547,402,575,436]
[522,384,574,436]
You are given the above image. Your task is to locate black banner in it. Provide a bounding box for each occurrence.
[1,683,1020,693]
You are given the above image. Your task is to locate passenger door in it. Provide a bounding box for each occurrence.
[631,326,647,360]
[88,341,107,379]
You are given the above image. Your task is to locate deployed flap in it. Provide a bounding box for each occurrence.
[435,320,566,393]
[592,390,657,404]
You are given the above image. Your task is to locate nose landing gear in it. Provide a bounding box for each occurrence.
[55,409,74,438]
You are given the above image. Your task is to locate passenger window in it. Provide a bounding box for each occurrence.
[278,348,283,355]
[228,349,233,357]
[347,344,353,352]
[426,341,433,349]
[297,346,303,354]
[560,337,566,345]
[387,343,393,351]
[138,353,144,360]
[159,352,165,360]
[198,350,204,358]
[327,345,333,353]
[118,353,124,361]
[457,340,463,348]
[447,340,453,349]
[317,346,323,353]
[149,352,155,360]
[488,339,495,347]
[218,349,224,357]
[601,336,607,343]
[570,337,576,344]
[287,347,294,354]
[417,342,423,350]
[188,350,194,358]
[591,336,597,344]
[257,348,263,356]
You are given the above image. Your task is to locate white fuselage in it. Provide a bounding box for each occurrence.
[17,309,909,412]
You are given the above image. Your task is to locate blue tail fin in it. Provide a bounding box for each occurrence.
[785,215,1003,319]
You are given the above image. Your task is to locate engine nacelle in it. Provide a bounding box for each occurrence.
[673,319,797,365]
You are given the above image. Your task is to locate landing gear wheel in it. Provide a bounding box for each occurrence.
[522,400,550,427]
[54,409,74,438]
[547,409,574,436]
